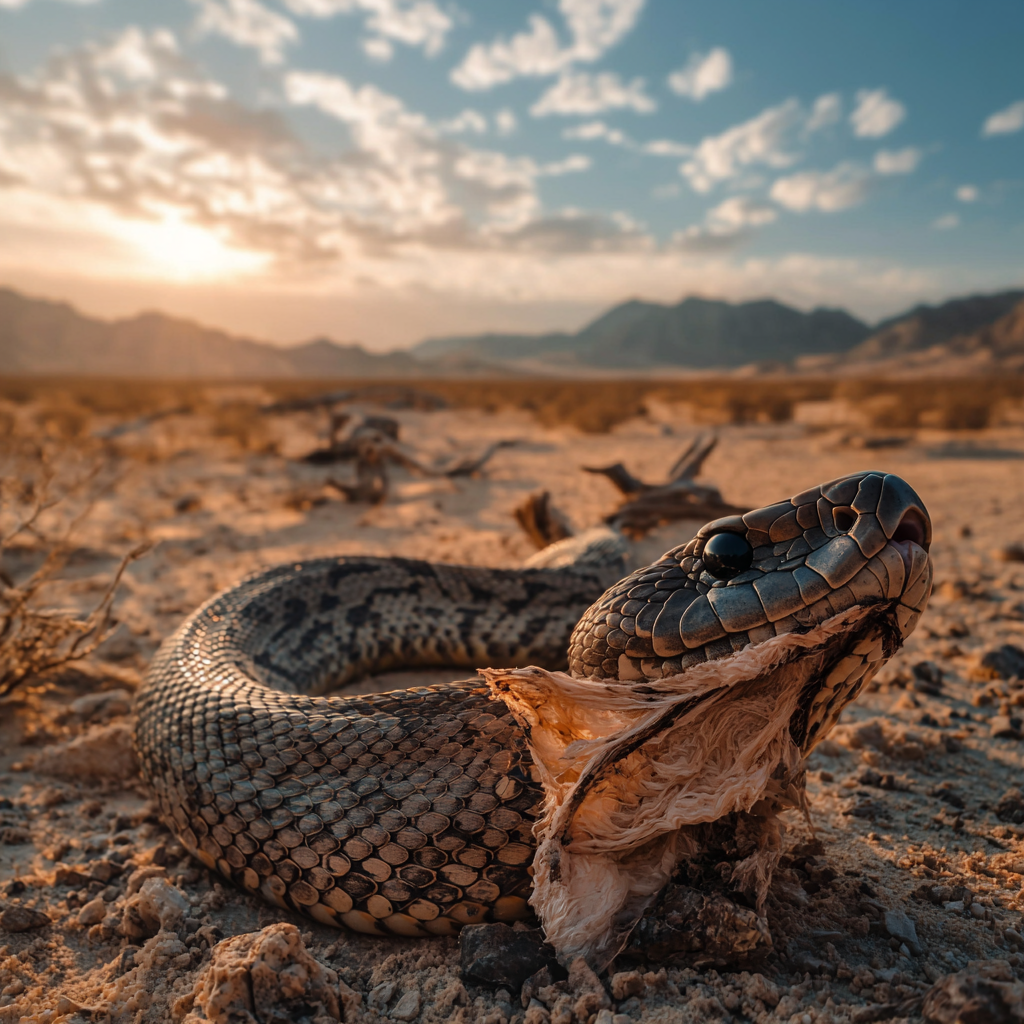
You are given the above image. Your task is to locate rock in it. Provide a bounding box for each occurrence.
[912,661,944,694]
[992,715,1023,739]
[54,865,90,887]
[609,971,644,1001]
[126,864,168,895]
[742,973,781,1007]
[460,923,559,990]
[121,877,189,940]
[78,897,108,926]
[626,885,772,964]
[883,908,922,955]
[180,922,340,1024]
[89,858,121,883]
[26,720,139,782]
[69,689,134,722]
[978,645,1024,682]
[391,989,421,1021]
[0,904,51,932]
[367,981,396,1011]
[520,967,553,1009]
[524,1000,550,1024]
[997,544,1024,564]
[995,790,1024,824]
[338,979,362,1020]
[568,956,611,1021]
[922,961,1024,1023]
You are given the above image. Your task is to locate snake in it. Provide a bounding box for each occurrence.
[135,470,933,939]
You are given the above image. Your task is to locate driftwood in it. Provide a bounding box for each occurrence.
[584,433,748,538]
[514,491,574,550]
[317,418,517,504]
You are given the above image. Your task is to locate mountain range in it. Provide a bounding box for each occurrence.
[1,283,1022,378]
[418,290,1024,372]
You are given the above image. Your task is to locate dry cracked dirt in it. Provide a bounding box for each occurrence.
[1,394,1024,1024]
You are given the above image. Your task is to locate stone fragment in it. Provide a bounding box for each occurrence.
[338,978,362,1020]
[54,865,90,886]
[70,689,133,722]
[627,884,772,964]
[882,908,922,956]
[180,922,340,1024]
[922,960,1024,1023]
[992,715,1023,740]
[126,864,168,894]
[609,971,644,1001]
[460,922,559,990]
[978,644,1024,681]
[995,790,1024,824]
[367,981,395,1010]
[120,877,189,940]
[0,904,51,932]
[568,956,611,1021]
[26,720,139,782]
[391,989,421,1021]
[78,897,108,926]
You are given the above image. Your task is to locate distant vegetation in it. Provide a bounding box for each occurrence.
[1,376,1021,436]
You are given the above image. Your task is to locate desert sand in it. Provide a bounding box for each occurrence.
[2,389,1024,1024]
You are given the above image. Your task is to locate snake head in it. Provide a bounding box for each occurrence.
[568,471,933,749]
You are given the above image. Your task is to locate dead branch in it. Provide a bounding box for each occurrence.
[442,439,518,478]
[514,491,574,550]
[583,433,748,538]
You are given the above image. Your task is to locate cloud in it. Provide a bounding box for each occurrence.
[495,108,518,135]
[982,100,1024,136]
[873,146,921,175]
[190,0,299,65]
[451,15,564,89]
[281,0,452,57]
[933,213,959,230]
[0,26,647,280]
[673,194,777,251]
[849,88,905,138]
[562,119,631,146]
[805,92,841,133]
[770,161,871,212]
[680,98,803,193]
[450,0,645,90]
[667,47,732,102]
[361,36,394,61]
[438,109,488,134]
[531,70,655,117]
[956,184,978,203]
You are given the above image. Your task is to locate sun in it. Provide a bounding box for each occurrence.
[115,210,269,281]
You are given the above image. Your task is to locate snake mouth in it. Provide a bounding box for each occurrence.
[890,508,930,579]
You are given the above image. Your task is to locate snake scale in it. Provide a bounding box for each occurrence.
[136,470,933,939]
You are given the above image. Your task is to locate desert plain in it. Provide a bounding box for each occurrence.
[1,380,1024,1024]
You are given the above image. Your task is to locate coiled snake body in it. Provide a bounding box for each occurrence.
[136,471,933,938]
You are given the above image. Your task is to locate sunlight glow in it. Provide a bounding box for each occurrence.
[115,211,269,281]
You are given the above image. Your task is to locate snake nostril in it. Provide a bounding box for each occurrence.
[892,509,927,548]
[833,507,856,532]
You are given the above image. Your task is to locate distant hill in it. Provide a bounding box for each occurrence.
[3,282,1022,379]
[848,289,1024,361]
[0,287,428,378]
[416,296,872,370]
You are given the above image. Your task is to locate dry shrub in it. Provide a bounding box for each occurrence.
[0,443,146,698]
[209,400,275,453]
[1,374,1021,435]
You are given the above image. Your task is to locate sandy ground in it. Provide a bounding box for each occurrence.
[1,394,1023,1023]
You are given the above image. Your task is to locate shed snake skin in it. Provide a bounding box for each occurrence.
[136,470,933,939]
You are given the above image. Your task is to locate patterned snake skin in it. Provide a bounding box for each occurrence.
[136,470,933,938]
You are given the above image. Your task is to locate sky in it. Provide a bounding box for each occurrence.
[0,0,1022,350]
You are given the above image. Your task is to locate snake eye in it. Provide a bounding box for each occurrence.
[702,532,754,580]
[834,507,856,532]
